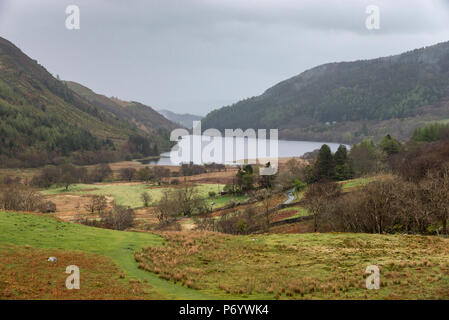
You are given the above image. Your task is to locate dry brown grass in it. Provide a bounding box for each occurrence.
[45,194,114,219]
[135,231,449,299]
[0,243,160,299]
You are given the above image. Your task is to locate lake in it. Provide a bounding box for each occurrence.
[149,135,347,166]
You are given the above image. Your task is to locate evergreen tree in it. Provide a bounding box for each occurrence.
[236,165,255,192]
[315,144,335,180]
[334,145,353,180]
[379,134,401,156]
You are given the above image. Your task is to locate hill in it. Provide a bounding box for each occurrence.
[66,81,177,134]
[0,37,174,167]
[159,109,203,129]
[202,41,449,143]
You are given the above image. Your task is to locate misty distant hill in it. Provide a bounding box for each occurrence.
[159,109,202,129]
[202,41,449,143]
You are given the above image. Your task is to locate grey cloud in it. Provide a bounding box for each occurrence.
[0,0,448,115]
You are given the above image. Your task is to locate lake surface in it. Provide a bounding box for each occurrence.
[149,135,347,166]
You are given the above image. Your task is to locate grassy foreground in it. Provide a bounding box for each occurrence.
[136,231,449,300]
[0,243,156,299]
[0,211,214,299]
[3,211,449,299]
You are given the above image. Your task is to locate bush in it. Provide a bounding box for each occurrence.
[154,185,207,224]
[0,184,54,213]
[141,192,151,207]
[100,205,135,230]
[39,201,57,213]
[214,206,262,235]
[136,167,151,182]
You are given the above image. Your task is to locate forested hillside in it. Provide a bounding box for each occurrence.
[202,41,449,143]
[0,37,174,167]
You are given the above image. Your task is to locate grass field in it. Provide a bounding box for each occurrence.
[42,183,225,209]
[0,243,156,299]
[207,194,248,209]
[136,231,449,300]
[0,211,214,299]
[3,210,449,300]
[339,177,375,191]
[275,206,309,221]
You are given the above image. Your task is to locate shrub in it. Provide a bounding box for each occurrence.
[214,206,262,235]
[141,192,151,207]
[136,167,151,182]
[100,204,135,230]
[39,201,57,213]
[0,184,53,212]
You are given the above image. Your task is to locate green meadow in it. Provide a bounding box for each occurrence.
[0,211,213,299]
[42,183,225,209]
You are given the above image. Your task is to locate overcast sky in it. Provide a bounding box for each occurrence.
[1,0,449,115]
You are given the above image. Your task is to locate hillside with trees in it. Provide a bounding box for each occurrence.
[0,37,175,167]
[202,40,449,144]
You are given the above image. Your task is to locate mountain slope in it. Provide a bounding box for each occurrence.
[202,41,449,143]
[158,109,202,129]
[66,81,177,134]
[0,37,171,167]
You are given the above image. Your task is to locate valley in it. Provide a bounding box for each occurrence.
[2,30,449,302]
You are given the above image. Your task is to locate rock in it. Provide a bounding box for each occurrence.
[48,257,57,262]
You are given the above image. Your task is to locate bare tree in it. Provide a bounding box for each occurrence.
[261,189,275,226]
[175,184,207,216]
[90,163,112,182]
[304,181,342,232]
[154,190,178,224]
[421,164,449,235]
[119,168,136,182]
[84,195,108,214]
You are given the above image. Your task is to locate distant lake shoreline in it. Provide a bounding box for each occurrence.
[149,135,348,166]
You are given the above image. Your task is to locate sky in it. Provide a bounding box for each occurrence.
[1,0,449,116]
